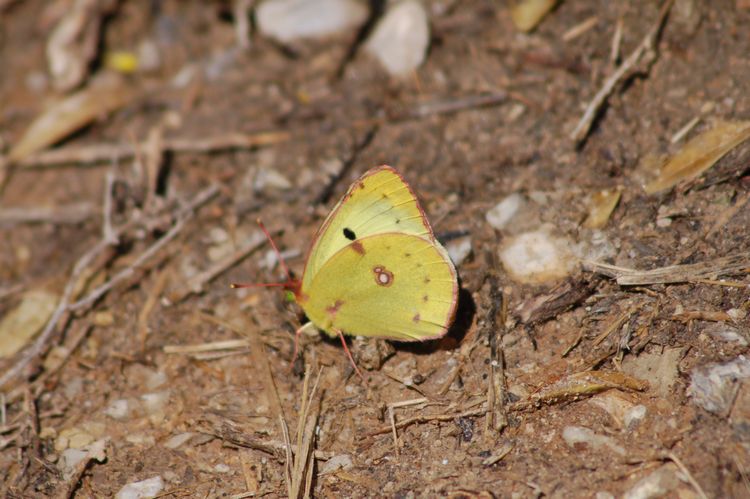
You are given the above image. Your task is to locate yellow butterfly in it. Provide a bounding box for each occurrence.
[237,165,458,375]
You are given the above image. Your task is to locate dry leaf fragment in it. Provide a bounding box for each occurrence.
[8,74,133,164]
[0,290,58,358]
[644,120,750,194]
[525,371,648,407]
[509,0,559,32]
[584,187,622,229]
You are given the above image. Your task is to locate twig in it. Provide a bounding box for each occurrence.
[102,168,117,243]
[68,217,185,312]
[387,397,429,456]
[584,252,750,286]
[0,236,107,390]
[234,0,255,49]
[138,268,170,351]
[609,16,624,66]
[562,15,598,42]
[167,231,267,304]
[370,407,486,436]
[164,339,251,354]
[0,184,219,389]
[411,92,508,119]
[197,412,333,462]
[570,0,674,144]
[17,131,290,169]
[69,184,219,312]
[0,203,96,225]
[670,116,701,144]
[485,273,508,435]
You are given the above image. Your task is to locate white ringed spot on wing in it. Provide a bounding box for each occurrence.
[373,265,394,287]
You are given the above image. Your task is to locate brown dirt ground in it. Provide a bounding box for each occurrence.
[2,1,750,497]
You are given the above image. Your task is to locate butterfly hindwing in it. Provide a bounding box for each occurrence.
[301,233,457,341]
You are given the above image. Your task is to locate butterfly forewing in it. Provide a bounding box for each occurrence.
[301,166,434,291]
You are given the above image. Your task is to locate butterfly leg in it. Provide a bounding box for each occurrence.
[335,329,364,379]
[289,322,309,372]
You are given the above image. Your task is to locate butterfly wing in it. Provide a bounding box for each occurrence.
[299,233,458,341]
[301,166,436,291]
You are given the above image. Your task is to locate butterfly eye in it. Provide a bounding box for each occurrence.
[343,228,356,240]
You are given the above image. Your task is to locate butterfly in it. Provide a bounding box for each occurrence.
[235,165,458,376]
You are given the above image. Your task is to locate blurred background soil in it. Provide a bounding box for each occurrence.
[1,1,750,497]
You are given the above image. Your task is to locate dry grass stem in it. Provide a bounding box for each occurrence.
[282,367,322,499]
[584,252,750,285]
[138,268,170,351]
[16,131,290,169]
[411,92,508,118]
[0,203,95,225]
[164,339,251,354]
[197,412,333,462]
[664,452,709,499]
[562,15,598,42]
[670,116,701,144]
[387,397,430,456]
[609,16,624,65]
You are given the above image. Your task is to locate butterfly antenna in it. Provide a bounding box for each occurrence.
[230,219,294,290]
[256,218,293,283]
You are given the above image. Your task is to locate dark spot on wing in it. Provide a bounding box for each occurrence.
[326,300,345,318]
[424,276,431,284]
[404,252,411,257]
[423,295,429,302]
[343,228,356,240]
[412,313,421,323]
[351,240,365,255]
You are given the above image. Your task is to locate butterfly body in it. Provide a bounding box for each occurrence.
[292,166,458,342]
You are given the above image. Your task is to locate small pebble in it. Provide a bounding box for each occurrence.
[486,193,525,230]
[164,432,195,450]
[499,230,575,283]
[256,0,367,42]
[623,465,680,499]
[115,476,164,499]
[445,237,472,266]
[562,426,625,456]
[365,0,430,76]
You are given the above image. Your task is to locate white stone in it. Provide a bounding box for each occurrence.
[58,448,88,479]
[446,237,472,266]
[257,0,368,42]
[140,391,170,416]
[320,454,353,474]
[486,193,525,230]
[623,465,681,499]
[623,405,647,429]
[164,432,195,450]
[115,476,164,499]
[499,230,575,283]
[365,0,429,76]
[687,355,750,413]
[561,426,625,456]
[104,399,131,420]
